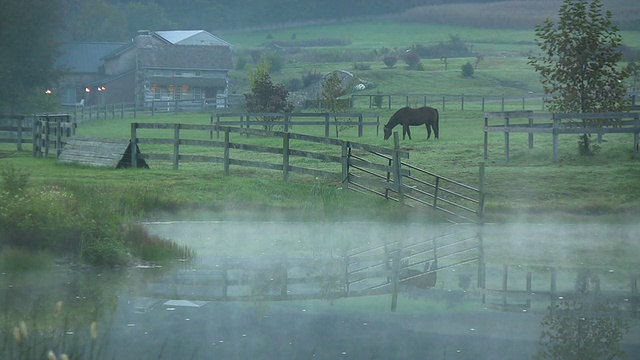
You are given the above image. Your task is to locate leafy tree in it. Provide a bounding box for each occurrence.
[244,56,294,130]
[533,300,630,360]
[0,0,64,113]
[528,0,631,154]
[320,72,351,138]
[461,62,475,77]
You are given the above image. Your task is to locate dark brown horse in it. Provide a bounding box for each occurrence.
[383,106,439,140]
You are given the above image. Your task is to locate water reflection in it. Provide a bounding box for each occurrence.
[1,222,639,359]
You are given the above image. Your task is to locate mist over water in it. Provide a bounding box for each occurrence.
[2,220,639,359]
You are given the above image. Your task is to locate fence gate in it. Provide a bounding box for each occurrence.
[344,226,484,311]
[32,114,76,158]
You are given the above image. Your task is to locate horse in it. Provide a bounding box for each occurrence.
[383,106,439,141]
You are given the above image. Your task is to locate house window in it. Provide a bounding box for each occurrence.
[194,71,202,77]
[193,87,202,100]
[154,70,162,76]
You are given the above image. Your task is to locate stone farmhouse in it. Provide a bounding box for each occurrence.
[56,30,233,109]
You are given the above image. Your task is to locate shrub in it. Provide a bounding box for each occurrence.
[0,163,30,196]
[352,62,371,70]
[461,61,475,77]
[265,51,284,72]
[415,62,424,71]
[302,70,323,88]
[383,55,398,68]
[372,91,384,108]
[403,52,420,68]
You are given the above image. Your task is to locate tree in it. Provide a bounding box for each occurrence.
[461,62,475,77]
[533,300,630,360]
[244,56,294,130]
[528,0,631,154]
[320,72,351,138]
[0,0,64,114]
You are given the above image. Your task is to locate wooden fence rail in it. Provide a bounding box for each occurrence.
[129,123,484,223]
[211,112,381,138]
[0,115,30,150]
[484,110,640,162]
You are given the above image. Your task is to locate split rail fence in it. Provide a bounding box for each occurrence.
[0,114,76,157]
[484,110,640,162]
[130,123,484,223]
[211,112,381,138]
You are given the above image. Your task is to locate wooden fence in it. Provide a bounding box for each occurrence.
[484,110,640,162]
[143,227,483,312]
[0,114,76,157]
[351,93,547,112]
[211,112,381,138]
[64,97,241,123]
[129,123,485,223]
[32,114,76,158]
[0,115,31,150]
[483,265,639,318]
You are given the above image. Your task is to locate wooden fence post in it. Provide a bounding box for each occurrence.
[357,114,363,137]
[527,116,534,150]
[484,116,489,159]
[477,231,486,304]
[502,265,508,309]
[16,116,23,151]
[173,124,180,169]
[341,141,349,191]
[223,128,230,175]
[504,116,510,162]
[482,98,485,112]
[390,239,403,312]
[461,94,464,112]
[324,113,330,138]
[283,132,290,182]
[130,123,138,168]
[56,121,62,157]
[526,272,532,309]
[433,177,440,209]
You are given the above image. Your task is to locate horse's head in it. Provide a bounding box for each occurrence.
[383,125,392,140]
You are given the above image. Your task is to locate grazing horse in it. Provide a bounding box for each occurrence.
[383,106,439,141]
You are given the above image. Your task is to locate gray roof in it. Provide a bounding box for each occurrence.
[153,30,233,47]
[137,44,233,70]
[57,42,127,73]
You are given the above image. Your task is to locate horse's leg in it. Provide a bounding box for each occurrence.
[406,125,412,140]
[426,123,431,140]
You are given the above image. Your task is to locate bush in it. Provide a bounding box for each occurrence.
[352,62,371,70]
[415,62,424,71]
[265,51,284,72]
[383,55,398,68]
[403,52,420,68]
[302,70,323,88]
[461,61,475,77]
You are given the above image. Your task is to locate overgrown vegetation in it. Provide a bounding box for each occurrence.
[0,164,192,267]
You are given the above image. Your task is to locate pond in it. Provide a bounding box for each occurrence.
[2,221,639,359]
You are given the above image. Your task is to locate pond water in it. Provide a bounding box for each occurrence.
[2,221,639,359]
